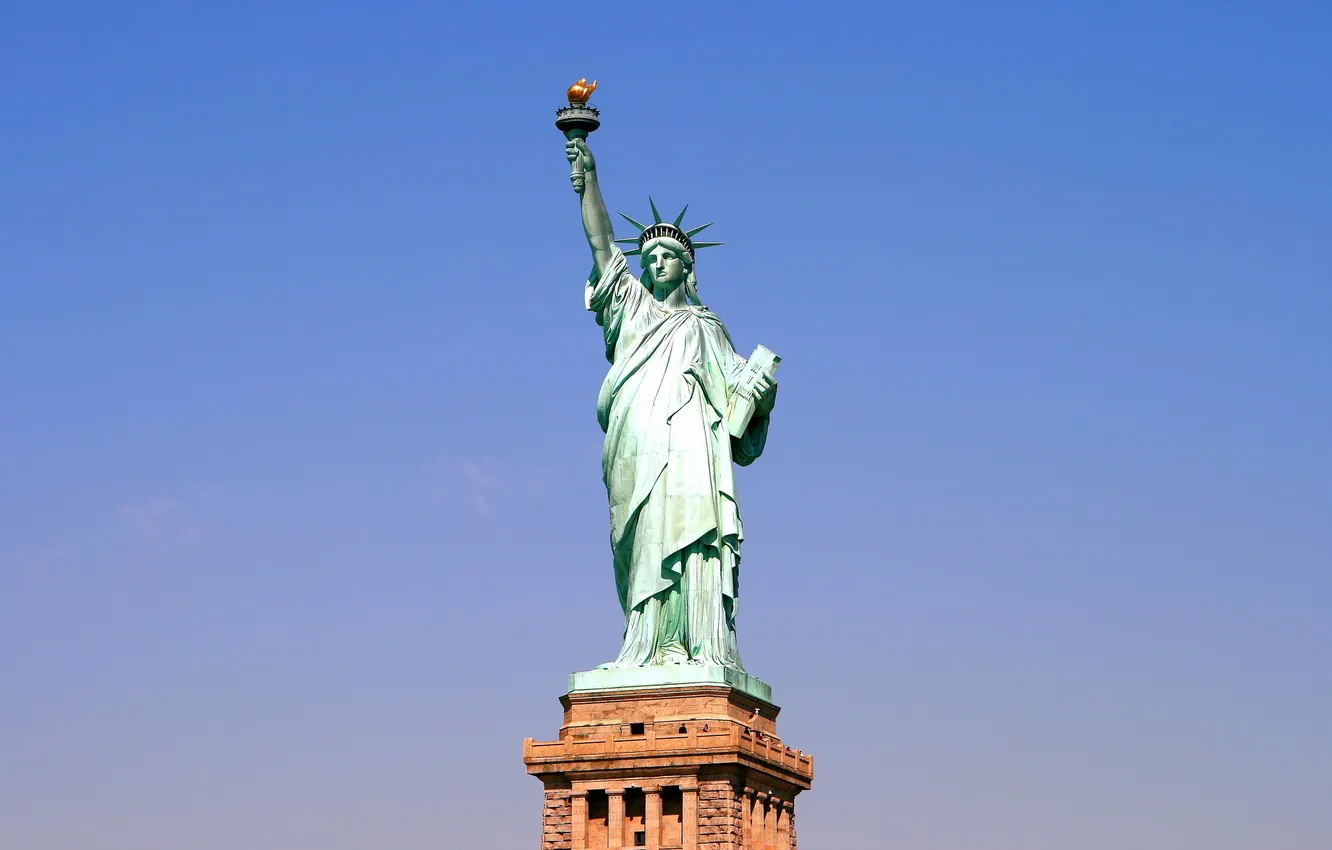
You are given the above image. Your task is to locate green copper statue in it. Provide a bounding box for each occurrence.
[563,123,779,673]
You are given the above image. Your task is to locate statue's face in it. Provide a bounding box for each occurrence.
[645,244,688,295]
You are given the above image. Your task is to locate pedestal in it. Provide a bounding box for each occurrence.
[524,678,813,850]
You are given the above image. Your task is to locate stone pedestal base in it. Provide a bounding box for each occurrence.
[523,682,813,850]
[567,665,773,703]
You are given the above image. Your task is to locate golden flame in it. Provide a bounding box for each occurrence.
[566,78,598,103]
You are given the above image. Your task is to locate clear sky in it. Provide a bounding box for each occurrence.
[2,1,1329,848]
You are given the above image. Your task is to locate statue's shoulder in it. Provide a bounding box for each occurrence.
[692,305,734,335]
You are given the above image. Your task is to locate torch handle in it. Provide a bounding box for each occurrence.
[564,128,588,192]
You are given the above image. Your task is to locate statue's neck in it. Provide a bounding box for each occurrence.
[651,281,690,310]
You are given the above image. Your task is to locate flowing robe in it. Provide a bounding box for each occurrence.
[586,248,768,670]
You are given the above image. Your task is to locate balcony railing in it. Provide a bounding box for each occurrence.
[524,724,814,778]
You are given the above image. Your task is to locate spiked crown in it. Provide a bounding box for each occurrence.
[613,197,723,260]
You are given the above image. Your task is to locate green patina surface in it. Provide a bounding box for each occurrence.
[569,665,773,703]
[561,108,781,691]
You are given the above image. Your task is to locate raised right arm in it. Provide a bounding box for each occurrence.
[567,138,616,276]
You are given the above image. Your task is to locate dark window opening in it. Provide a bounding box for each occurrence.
[661,786,684,847]
[624,789,646,846]
[629,722,645,736]
[678,724,687,734]
[585,790,609,848]
[587,790,608,818]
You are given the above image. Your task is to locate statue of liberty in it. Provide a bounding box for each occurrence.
[565,136,778,672]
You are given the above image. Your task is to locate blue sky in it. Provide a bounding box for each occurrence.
[2,1,1329,848]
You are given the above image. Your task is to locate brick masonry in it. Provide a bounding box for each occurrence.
[542,787,572,850]
[697,779,743,849]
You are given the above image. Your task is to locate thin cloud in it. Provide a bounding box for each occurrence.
[3,540,79,574]
[423,456,563,516]
[119,487,210,544]
[120,497,181,535]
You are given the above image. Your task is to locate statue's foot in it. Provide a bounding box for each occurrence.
[658,651,690,666]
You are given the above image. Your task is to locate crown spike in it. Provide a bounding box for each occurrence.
[623,248,642,256]
[648,197,663,224]
[684,222,714,237]
[613,236,639,244]
[618,212,648,232]
[692,241,725,249]
[673,204,690,228]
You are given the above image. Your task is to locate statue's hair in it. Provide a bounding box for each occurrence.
[640,236,693,268]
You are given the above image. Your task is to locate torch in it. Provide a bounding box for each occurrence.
[555,78,600,193]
